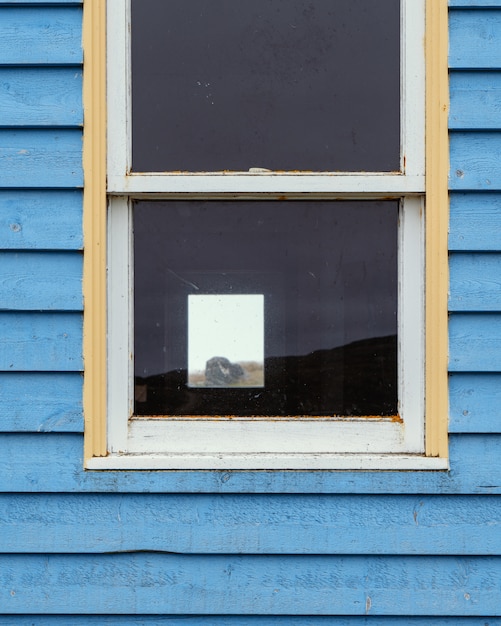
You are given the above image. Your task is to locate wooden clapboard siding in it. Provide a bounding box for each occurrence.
[0,6,82,65]
[2,493,501,555]
[0,372,82,432]
[0,2,501,623]
[2,553,501,615]
[0,190,82,250]
[0,433,500,494]
[0,252,82,310]
[0,67,82,127]
[449,373,501,433]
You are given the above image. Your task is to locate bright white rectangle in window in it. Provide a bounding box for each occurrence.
[188,294,264,388]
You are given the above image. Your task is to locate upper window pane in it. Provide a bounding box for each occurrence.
[131,0,400,172]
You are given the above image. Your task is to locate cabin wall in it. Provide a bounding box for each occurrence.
[1,0,501,621]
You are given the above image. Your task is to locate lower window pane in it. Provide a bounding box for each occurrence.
[133,201,398,417]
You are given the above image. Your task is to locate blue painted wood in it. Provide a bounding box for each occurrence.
[0,67,82,127]
[449,9,501,68]
[450,373,501,433]
[0,7,81,65]
[1,553,500,615]
[0,252,82,311]
[449,193,501,251]
[0,190,82,250]
[0,372,82,432]
[0,433,499,494]
[450,1,501,6]
[0,130,82,188]
[449,313,501,371]
[449,253,501,311]
[450,133,501,191]
[0,312,82,371]
[2,493,501,555]
[0,615,501,626]
[449,71,501,129]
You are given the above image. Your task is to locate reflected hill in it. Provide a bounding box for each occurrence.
[135,334,397,418]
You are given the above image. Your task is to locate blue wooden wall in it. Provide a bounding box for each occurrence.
[1,0,501,621]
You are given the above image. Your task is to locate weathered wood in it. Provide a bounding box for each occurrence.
[0,191,82,250]
[0,615,490,626]
[0,6,81,65]
[450,132,501,191]
[449,193,501,251]
[0,433,499,494]
[0,252,82,311]
[0,372,82,432]
[450,1,501,8]
[2,493,501,555]
[0,130,82,188]
[449,71,501,129]
[449,313,501,371]
[0,67,82,127]
[449,9,501,68]
[450,373,501,433]
[0,312,82,371]
[2,553,501,615]
[449,252,501,310]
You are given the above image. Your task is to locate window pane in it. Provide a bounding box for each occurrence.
[134,201,398,417]
[131,0,400,172]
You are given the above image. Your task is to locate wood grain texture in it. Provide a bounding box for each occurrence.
[0,6,81,65]
[0,312,82,371]
[449,71,501,129]
[0,433,500,494]
[1,553,501,615]
[0,190,82,250]
[2,493,501,555]
[449,9,501,68]
[449,313,501,371]
[0,252,82,311]
[450,373,501,433]
[0,615,501,626]
[0,372,82,432]
[0,67,82,127]
[449,253,501,310]
[450,133,501,191]
[0,130,82,188]
[449,193,501,251]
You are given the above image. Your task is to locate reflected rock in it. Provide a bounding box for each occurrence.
[205,356,245,387]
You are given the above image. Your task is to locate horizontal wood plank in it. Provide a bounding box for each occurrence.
[0,67,82,127]
[0,251,82,311]
[0,372,82,432]
[0,6,81,65]
[450,1,501,7]
[450,132,501,191]
[449,372,501,432]
[0,190,82,250]
[0,615,501,626]
[449,71,501,129]
[1,553,501,615]
[449,9,501,68]
[449,192,501,250]
[0,312,82,371]
[0,433,498,494]
[449,252,501,310]
[0,130,82,188]
[449,313,501,371]
[2,493,501,555]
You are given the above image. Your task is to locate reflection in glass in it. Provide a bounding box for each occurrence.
[188,295,264,388]
[134,201,398,417]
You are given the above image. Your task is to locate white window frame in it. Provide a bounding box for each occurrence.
[88,0,448,470]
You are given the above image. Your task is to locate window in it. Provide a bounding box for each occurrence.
[83,0,449,470]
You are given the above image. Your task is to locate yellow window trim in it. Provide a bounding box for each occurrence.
[83,0,449,464]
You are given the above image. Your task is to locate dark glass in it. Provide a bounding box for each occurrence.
[134,201,398,417]
[131,0,400,172]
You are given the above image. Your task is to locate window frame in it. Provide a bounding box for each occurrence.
[83,0,450,471]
